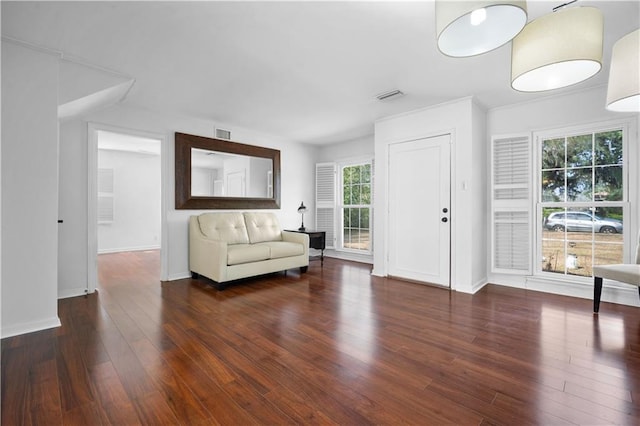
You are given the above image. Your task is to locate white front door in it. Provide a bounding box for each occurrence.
[388,134,451,287]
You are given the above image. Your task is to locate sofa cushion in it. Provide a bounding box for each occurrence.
[258,241,305,259]
[227,244,270,265]
[244,212,283,243]
[198,212,249,244]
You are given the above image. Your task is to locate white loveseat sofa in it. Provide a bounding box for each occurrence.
[189,212,309,288]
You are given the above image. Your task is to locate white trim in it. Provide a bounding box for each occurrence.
[1,35,63,58]
[324,249,373,265]
[88,123,99,293]
[1,317,62,339]
[336,158,374,255]
[168,272,192,281]
[533,119,634,278]
[98,245,161,255]
[58,287,88,300]
[375,96,475,125]
[525,275,640,308]
[488,84,609,114]
[470,278,489,294]
[336,155,373,167]
[1,35,134,80]
[88,123,168,295]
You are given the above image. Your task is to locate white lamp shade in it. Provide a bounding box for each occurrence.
[606,29,640,112]
[436,0,527,57]
[511,7,603,92]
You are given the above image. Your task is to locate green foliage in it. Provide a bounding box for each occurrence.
[343,164,372,206]
[541,130,623,203]
[342,163,372,251]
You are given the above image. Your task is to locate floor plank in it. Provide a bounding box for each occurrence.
[2,250,640,425]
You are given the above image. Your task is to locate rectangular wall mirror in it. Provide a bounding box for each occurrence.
[175,132,281,209]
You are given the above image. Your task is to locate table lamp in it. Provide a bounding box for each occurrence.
[297,202,308,231]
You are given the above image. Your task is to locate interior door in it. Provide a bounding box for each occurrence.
[226,170,246,197]
[388,134,451,287]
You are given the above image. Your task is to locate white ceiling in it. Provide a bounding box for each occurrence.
[3,1,639,145]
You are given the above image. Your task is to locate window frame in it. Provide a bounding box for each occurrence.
[337,158,373,255]
[534,120,632,282]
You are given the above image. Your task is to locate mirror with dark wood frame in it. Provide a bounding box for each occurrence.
[175,132,281,209]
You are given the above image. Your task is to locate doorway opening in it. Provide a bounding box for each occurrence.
[88,124,166,292]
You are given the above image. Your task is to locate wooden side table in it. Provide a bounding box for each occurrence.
[285,229,326,265]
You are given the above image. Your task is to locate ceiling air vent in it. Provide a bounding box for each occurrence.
[376,89,404,101]
[215,128,231,140]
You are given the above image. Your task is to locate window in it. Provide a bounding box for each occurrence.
[339,161,372,253]
[538,127,627,278]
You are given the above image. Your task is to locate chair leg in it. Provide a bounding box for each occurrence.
[594,276,603,313]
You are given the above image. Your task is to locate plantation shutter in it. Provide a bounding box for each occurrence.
[316,163,336,249]
[491,135,531,274]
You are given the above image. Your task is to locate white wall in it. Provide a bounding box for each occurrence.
[487,85,640,306]
[471,101,488,288]
[1,41,61,337]
[58,120,90,298]
[316,135,374,163]
[97,149,161,254]
[58,103,317,285]
[374,97,488,294]
[191,166,218,196]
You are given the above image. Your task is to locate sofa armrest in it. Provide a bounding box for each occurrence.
[189,216,228,282]
[282,231,310,258]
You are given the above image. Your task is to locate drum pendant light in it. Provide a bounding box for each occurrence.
[606,29,640,112]
[511,6,603,92]
[436,0,527,57]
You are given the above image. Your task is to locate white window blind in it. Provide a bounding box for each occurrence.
[491,135,531,274]
[316,163,336,249]
[98,168,114,223]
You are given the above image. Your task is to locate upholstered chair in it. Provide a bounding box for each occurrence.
[592,231,640,313]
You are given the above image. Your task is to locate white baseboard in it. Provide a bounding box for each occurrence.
[371,269,385,277]
[523,276,640,308]
[470,278,488,294]
[1,316,61,339]
[98,245,160,254]
[324,249,373,264]
[58,287,88,299]
[168,271,191,281]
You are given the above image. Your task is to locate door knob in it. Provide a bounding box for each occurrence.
[441,217,448,223]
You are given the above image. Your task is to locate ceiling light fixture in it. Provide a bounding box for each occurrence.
[511,6,603,92]
[470,8,487,26]
[436,0,527,57]
[606,29,640,112]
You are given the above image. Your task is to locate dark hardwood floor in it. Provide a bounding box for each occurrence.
[2,250,640,425]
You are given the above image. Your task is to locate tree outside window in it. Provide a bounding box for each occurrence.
[341,163,372,252]
[540,129,625,277]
